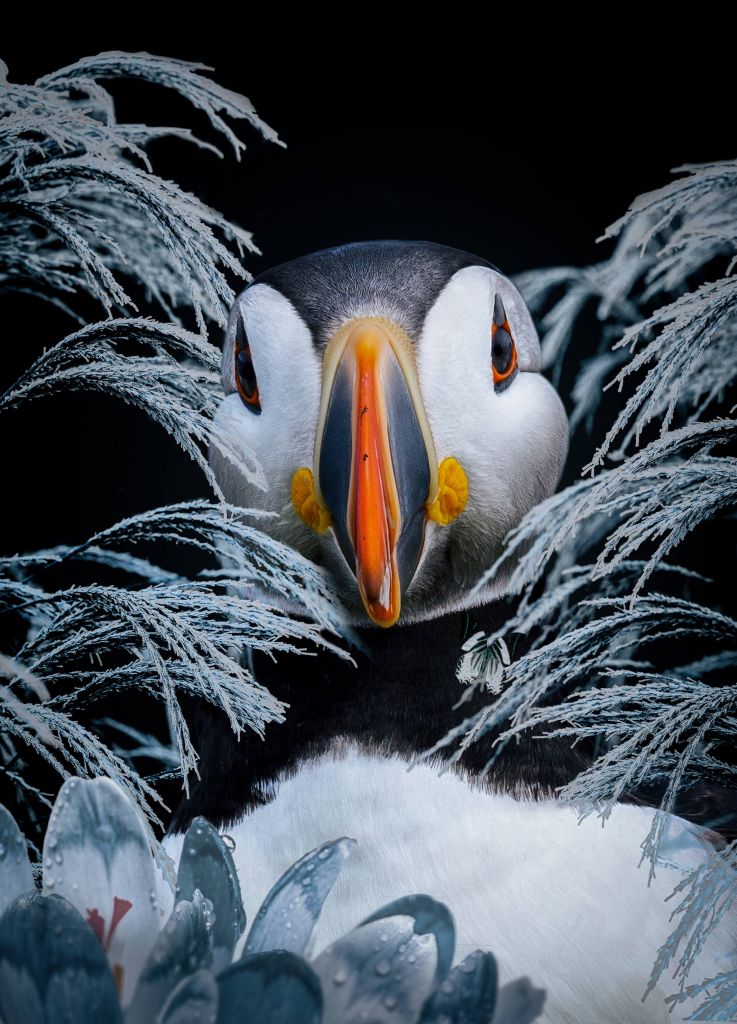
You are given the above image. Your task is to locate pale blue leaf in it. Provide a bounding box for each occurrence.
[43,776,158,1005]
[159,969,218,1024]
[420,950,498,1023]
[176,816,245,971]
[313,914,437,1024]
[125,891,212,1024]
[243,836,355,957]
[0,803,35,916]
[492,978,546,1023]
[0,892,121,1024]
[361,894,455,982]
[217,950,321,1024]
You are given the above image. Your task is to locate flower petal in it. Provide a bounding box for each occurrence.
[361,894,455,982]
[419,950,498,1023]
[313,915,437,1024]
[218,950,322,1024]
[492,978,547,1023]
[0,892,121,1024]
[243,837,355,958]
[176,816,246,970]
[158,969,217,1024]
[42,777,158,1004]
[125,891,212,1023]
[0,803,35,916]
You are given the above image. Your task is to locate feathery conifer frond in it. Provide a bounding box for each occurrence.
[1,52,280,328]
[454,159,737,1009]
[0,54,344,845]
[0,317,264,496]
[0,500,351,817]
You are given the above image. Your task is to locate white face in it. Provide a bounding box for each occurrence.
[212,264,568,624]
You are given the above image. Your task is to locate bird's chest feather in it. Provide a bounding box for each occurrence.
[168,746,734,1024]
[169,609,736,1022]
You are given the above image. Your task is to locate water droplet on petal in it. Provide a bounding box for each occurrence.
[221,834,236,852]
[333,967,348,986]
[459,956,476,974]
[375,958,391,976]
[441,979,454,994]
[384,994,397,1009]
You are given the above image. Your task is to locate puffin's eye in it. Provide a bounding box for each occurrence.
[234,316,261,414]
[491,294,518,391]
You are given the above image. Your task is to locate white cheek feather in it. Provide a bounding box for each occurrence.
[413,265,568,607]
[165,749,736,1024]
[214,285,323,553]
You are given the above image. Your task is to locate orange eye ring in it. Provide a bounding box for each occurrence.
[491,295,518,388]
[234,317,262,414]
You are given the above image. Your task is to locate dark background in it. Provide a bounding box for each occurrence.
[1,34,734,831]
[2,33,734,558]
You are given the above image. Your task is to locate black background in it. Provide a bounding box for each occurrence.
[2,31,734,557]
[1,32,734,830]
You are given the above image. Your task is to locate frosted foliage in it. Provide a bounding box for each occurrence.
[0,53,355,868]
[439,160,737,1012]
[0,52,281,329]
[0,318,265,498]
[0,500,351,825]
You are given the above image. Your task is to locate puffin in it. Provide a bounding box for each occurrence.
[169,241,735,1022]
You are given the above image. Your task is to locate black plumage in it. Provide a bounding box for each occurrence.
[172,602,590,832]
[253,240,494,348]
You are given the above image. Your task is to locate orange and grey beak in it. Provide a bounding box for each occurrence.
[313,318,438,627]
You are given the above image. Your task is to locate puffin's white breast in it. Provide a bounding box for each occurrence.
[165,745,736,1023]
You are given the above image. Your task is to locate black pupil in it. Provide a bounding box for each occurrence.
[236,347,257,398]
[492,327,513,374]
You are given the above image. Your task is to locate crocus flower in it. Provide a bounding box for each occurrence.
[0,778,546,1023]
[41,777,173,1004]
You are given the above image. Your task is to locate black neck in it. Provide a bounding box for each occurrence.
[171,601,591,833]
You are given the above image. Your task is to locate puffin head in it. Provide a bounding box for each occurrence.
[212,241,568,627]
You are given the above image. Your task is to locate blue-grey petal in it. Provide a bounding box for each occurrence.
[159,969,218,1024]
[43,776,158,1004]
[217,950,321,1024]
[420,950,498,1023]
[492,978,546,1023]
[243,836,355,957]
[125,891,212,1024]
[0,804,35,916]
[361,894,455,982]
[176,817,246,972]
[313,914,437,1024]
[0,892,121,1024]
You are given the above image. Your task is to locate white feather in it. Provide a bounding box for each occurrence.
[165,745,736,1023]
